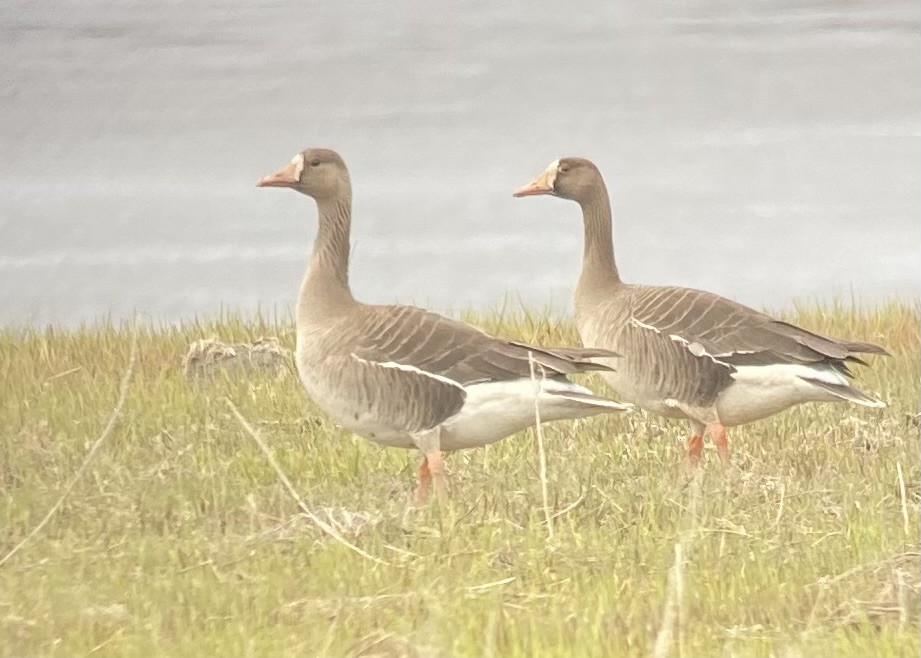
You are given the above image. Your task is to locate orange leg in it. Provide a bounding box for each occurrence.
[412,451,447,505]
[426,451,448,498]
[710,422,730,465]
[412,457,432,505]
[686,434,704,467]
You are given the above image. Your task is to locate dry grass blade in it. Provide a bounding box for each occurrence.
[653,473,701,658]
[0,321,139,569]
[653,543,683,658]
[224,399,390,566]
[528,351,554,540]
[896,568,909,631]
[896,462,909,536]
[544,492,586,524]
[466,576,516,593]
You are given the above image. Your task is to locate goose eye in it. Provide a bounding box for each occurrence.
[309,159,321,167]
[559,165,570,174]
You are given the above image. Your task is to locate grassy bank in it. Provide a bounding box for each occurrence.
[1,301,918,657]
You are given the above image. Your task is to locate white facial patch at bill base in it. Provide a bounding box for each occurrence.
[544,158,560,191]
[290,153,305,180]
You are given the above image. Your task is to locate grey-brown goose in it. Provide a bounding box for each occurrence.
[257,148,631,501]
[513,157,887,465]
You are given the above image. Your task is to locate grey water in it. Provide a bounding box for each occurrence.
[1,0,918,327]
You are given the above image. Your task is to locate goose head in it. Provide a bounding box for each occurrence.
[257,147,350,200]
[513,157,601,204]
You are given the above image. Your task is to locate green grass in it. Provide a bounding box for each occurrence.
[1,300,918,657]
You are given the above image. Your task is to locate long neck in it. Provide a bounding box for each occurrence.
[298,189,354,322]
[578,178,621,288]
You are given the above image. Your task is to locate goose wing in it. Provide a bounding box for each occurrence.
[626,286,887,370]
[351,304,617,387]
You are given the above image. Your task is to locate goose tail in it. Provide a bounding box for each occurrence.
[798,377,886,409]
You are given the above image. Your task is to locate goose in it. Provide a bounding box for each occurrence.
[256,148,631,502]
[513,157,887,465]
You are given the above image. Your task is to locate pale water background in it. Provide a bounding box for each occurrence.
[1,0,918,326]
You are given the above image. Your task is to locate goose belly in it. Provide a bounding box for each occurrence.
[578,318,732,422]
[597,368,689,419]
[296,368,417,448]
[716,364,844,426]
[578,321,689,419]
[439,379,608,451]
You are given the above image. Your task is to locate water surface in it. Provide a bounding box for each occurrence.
[1,0,918,325]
